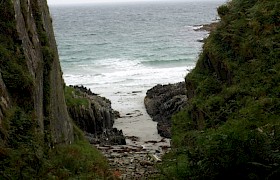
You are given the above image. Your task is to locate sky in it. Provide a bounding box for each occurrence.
[47,0,220,5]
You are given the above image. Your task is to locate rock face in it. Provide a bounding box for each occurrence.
[0,0,73,144]
[144,82,187,138]
[67,86,126,145]
[0,73,11,125]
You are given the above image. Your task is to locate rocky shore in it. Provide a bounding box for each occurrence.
[67,85,173,178]
[144,82,187,138]
[94,138,170,179]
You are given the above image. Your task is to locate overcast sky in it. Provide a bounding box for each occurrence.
[47,0,221,5]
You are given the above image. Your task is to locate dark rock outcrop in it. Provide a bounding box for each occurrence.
[85,128,126,146]
[67,86,126,145]
[144,82,187,138]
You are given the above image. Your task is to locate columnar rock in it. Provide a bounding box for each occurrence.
[67,86,115,134]
[144,82,187,138]
[67,86,126,145]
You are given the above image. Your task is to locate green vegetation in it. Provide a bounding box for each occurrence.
[0,0,34,112]
[65,86,90,107]
[0,108,111,179]
[0,1,112,179]
[45,140,110,179]
[161,0,280,179]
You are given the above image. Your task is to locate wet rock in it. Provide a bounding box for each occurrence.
[144,82,187,138]
[85,128,126,146]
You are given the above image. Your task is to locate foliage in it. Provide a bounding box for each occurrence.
[0,140,111,179]
[65,86,90,107]
[161,0,280,179]
[44,140,110,179]
[0,108,44,179]
[0,108,111,179]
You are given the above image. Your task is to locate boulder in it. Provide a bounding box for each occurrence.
[144,82,187,138]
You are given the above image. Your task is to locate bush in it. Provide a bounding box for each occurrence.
[217,4,229,18]
[0,140,111,179]
[44,140,110,179]
[0,108,110,179]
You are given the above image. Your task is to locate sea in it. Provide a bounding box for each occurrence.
[50,0,225,96]
[49,0,225,141]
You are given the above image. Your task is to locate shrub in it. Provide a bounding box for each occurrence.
[217,4,229,18]
[0,108,110,179]
[44,140,110,179]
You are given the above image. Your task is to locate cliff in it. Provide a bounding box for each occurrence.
[0,1,113,178]
[0,0,73,145]
[162,0,280,179]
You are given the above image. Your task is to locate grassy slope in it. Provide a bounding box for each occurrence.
[161,0,280,179]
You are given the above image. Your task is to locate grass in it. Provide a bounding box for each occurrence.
[64,86,90,108]
[0,140,111,179]
[43,140,111,179]
[0,108,111,179]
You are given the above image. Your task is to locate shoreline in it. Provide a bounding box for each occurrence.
[93,89,171,179]
[111,90,171,149]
